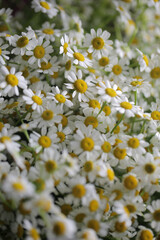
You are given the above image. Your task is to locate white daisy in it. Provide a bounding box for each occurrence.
[145,200,160,232]
[32,0,58,19]
[23,88,44,113]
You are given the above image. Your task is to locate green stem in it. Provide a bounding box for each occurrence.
[140,120,146,133]
[134,90,137,105]
[111,113,125,134]
[96,101,106,118]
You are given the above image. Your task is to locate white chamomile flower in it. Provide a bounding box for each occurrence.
[0,127,21,152]
[136,226,154,240]
[0,66,27,96]
[32,0,58,19]
[37,56,59,74]
[0,8,13,23]
[26,37,53,67]
[78,228,98,240]
[23,219,40,240]
[23,88,44,113]
[10,29,36,56]
[85,28,113,58]
[66,70,94,102]
[60,34,71,56]
[145,200,160,232]
[47,86,73,108]
[136,48,150,72]
[0,38,9,64]
[67,46,92,68]
[36,22,58,42]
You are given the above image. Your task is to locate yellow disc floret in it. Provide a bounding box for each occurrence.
[16,36,29,48]
[6,74,18,87]
[38,136,51,148]
[0,136,11,143]
[45,160,57,173]
[99,57,109,66]
[113,147,126,160]
[150,67,160,79]
[124,175,138,190]
[153,209,160,221]
[92,37,104,50]
[29,228,40,240]
[105,88,117,97]
[84,116,98,128]
[40,61,52,70]
[115,221,127,233]
[112,65,122,75]
[128,137,140,148]
[73,52,85,61]
[57,132,65,142]
[53,221,66,236]
[140,229,153,240]
[81,137,94,151]
[55,94,66,103]
[32,95,43,105]
[84,161,94,172]
[120,102,132,109]
[144,163,156,174]
[89,99,101,109]
[12,182,24,192]
[74,79,88,93]
[42,28,54,34]
[40,1,50,9]
[87,219,100,232]
[151,111,160,120]
[72,184,86,198]
[89,200,99,212]
[34,46,45,59]
[107,168,115,181]
[42,110,54,120]
[101,141,111,153]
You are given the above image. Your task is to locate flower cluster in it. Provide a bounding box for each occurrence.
[0,1,160,240]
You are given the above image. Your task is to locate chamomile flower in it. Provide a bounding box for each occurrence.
[36,22,58,42]
[47,86,73,109]
[66,70,94,102]
[0,38,9,64]
[32,0,58,19]
[0,66,27,96]
[23,89,44,113]
[23,219,40,240]
[145,200,160,232]
[37,56,59,74]
[60,34,71,56]
[136,49,150,72]
[26,37,53,67]
[136,226,154,240]
[85,28,113,58]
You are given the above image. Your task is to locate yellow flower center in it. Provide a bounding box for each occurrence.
[144,163,156,174]
[40,1,50,9]
[112,189,123,200]
[75,213,86,222]
[74,79,88,93]
[153,209,160,221]
[0,136,11,143]
[57,132,65,142]
[131,80,142,86]
[6,74,18,87]
[40,61,52,70]
[34,178,45,192]
[115,221,127,233]
[52,72,59,78]
[151,111,160,120]
[87,219,100,232]
[112,64,122,75]
[92,37,104,50]
[81,137,94,151]
[113,147,126,159]
[34,46,45,59]
[84,161,94,172]
[55,94,66,103]
[65,60,71,70]
[107,168,115,181]
[12,182,25,192]
[150,67,160,79]
[30,76,40,84]
[16,36,29,48]
[89,99,101,109]
[72,184,86,198]
[103,105,111,116]
[41,110,54,120]
[99,57,109,66]
[101,141,111,153]
[60,114,68,127]
[36,199,51,212]
[38,136,51,148]
[128,137,140,148]
[63,42,68,54]
[73,52,85,61]
[84,116,98,128]
[0,122,4,131]
[143,54,149,66]
[22,54,30,61]
[53,221,66,236]
[140,230,153,240]
[32,95,43,105]
[29,228,40,240]
[42,28,54,34]
[61,204,72,216]
[22,68,29,78]
[89,200,99,212]
[0,48,2,55]
[45,160,57,173]
[105,88,117,97]
[120,101,132,109]
[126,204,136,213]
[124,175,138,190]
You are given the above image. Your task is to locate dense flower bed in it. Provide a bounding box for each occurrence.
[0,0,160,239]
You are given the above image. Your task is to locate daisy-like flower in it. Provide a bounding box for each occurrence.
[10,28,36,56]
[85,28,113,58]
[66,70,94,102]
[70,122,101,159]
[96,78,122,103]
[23,88,44,113]
[36,22,59,42]
[133,152,160,183]
[32,0,58,19]
[47,86,73,109]
[2,172,35,201]
[136,49,150,72]
[67,46,92,68]
[0,127,21,152]
[0,66,27,96]
[0,38,9,64]
[136,226,154,240]
[0,8,13,23]
[37,56,59,74]
[78,228,98,240]
[112,96,143,118]
[148,53,160,80]
[26,37,53,67]
[59,34,72,56]
[145,200,160,232]
[23,220,40,240]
